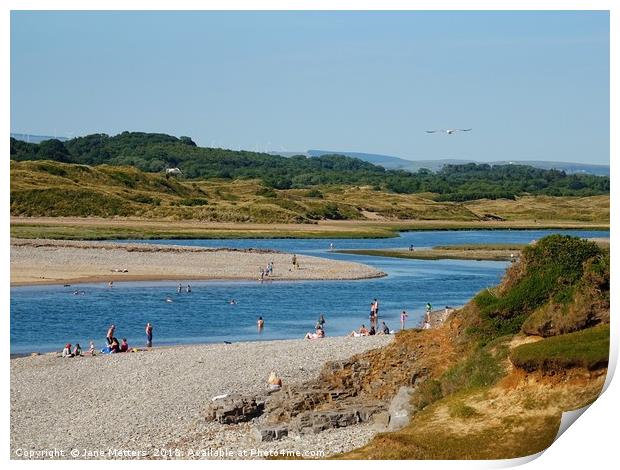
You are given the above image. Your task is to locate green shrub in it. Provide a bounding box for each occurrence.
[177,197,209,206]
[472,235,603,343]
[510,324,609,372]
[304,189,324,198]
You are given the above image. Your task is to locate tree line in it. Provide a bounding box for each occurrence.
[10,132,610,201]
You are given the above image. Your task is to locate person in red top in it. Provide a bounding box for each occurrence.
[120,338,129,352]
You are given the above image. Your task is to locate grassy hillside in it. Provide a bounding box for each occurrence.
[335,235,609,459]
[11,132,609,201]
[10,161,610,230]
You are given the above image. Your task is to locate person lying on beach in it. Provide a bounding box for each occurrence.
[304,327,325,340]
[62,343,74,358]
[73,343,82,356]
[119,338,129,353]
[349,325,369,337]
[267,371,283,390]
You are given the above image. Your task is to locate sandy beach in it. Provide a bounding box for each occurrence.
[10,335,393,459]
[10,239,384,286]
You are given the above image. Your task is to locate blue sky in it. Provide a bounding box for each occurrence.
[11,11,609,164]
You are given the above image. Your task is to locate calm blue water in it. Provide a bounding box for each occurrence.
[10,230,607,354]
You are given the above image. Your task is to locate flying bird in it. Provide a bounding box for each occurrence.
[425,128,472,135]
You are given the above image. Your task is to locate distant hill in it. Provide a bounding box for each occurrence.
[305,150,609,176]
[10,131,609,202]
[11,133,68,144]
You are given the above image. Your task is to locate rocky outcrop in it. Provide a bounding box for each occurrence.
[204,394,265,424]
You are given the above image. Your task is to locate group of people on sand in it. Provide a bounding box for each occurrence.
[259,261,275,280]
[304,314,326,339]
[291,254,300,270]
[349,320,391,337]
[62,341,96,357]
[101,324,131,354]
[62,322,154,357]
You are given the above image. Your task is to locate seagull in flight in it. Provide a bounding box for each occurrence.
[425,128,472,135]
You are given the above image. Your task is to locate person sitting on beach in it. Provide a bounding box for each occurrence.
[267,371,283,391]
[119,338,129,353]
[349,325,369,337]
[368,326,376,336]
[378,321,391,335]
[423,320,431,330]
[62,343,74,358]
[73,343,82,356]
[87,341,96,356]
[109,337,120,353]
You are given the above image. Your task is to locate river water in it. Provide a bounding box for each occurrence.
[10,229,607,354]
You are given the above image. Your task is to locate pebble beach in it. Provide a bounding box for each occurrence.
[11,335,393,460]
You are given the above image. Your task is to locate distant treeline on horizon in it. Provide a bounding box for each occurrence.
[10,132,610,202]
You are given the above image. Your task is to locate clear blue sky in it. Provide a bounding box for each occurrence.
[11,11,609,164]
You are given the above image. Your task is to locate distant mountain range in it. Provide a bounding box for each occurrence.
[304,150,610,177]
[11,133,69,144]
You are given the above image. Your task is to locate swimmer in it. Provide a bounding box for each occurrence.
[229,299,237,305]
[165,296,174,303]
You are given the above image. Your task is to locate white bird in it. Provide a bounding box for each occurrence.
[425,128,472,135]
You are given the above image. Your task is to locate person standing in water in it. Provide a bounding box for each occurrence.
[317,314,326,329]
[177,283,182,294]
[146,322,153,348]
[186,284,191,293]
[257,316,265,332]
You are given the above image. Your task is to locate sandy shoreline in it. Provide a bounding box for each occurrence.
[10,239,385,286]
[11,335,394,459]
